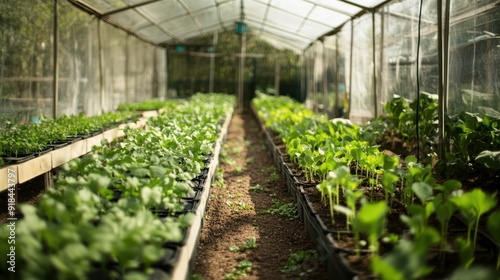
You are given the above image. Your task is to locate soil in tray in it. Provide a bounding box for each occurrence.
[194,113,328,280]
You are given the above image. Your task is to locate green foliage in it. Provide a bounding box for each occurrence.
[249,184,268,192]
[253,93,500,278]
[352,201,388,256]
[259,200,298,220]
[449,188,497,248]
[0,93,235,278]
[280,250,316,273]
[225,260,253,279]
[486,211,500,269]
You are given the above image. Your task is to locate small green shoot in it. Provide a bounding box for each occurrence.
[280,250,316,273]
[235,166,243,173]
[231,146,244,154]
[249,184,268,192]
[246,157,254,164]
[267,171,280,182]
[229,245,240,252]
[259,201,298,220]
[242,236,257,251]
[190,274,203,280]
[225,260,252,279]
[450,188,497,248]
[486,210,500,269]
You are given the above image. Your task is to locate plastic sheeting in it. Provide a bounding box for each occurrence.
[448,0,500,117]
[0,0,54,124]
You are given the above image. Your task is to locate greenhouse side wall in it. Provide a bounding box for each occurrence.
[0,0,165,126]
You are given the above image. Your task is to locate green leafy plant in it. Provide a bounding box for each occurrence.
[449,188,497,248]
[259,200,298,220]
[242,236,257,251]
[225,260,253,279]
[486,210,500,269]
[352,201,388,256]
[280,250,316,273]
[249,184,268,192]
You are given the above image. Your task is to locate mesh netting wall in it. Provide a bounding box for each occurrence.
[349,15,375,124]
[305,0,498,125]
[448,0,500,117]
[58,0,100,117]
[0,0,163,125]
[0,0,54,124]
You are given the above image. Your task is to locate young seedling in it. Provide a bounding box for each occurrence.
[486,210,500,269]
[225,260,252,279]
[242,236,257,251]
[267,171,280,183]
[450,188,497,248]
[249,184,268,192]
[259,201,298,220]
[371,227,440,280]
[381,171,399,207]
[280,250,316,274]
[429,179,458,248]
[235,166,243,173]
[352,201,388,256]
[229,245,240,252]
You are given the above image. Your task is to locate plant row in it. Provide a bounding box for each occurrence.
[362,94,500,179]
[0,93,235,280]
[0,111,138,161]
[252,93,499,279]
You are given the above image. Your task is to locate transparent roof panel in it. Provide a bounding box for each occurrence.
[72,0,382,50]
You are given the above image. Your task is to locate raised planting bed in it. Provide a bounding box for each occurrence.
[252,93,500,279]
[0,93,235,279]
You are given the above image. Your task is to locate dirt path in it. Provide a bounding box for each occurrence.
[193,113,328,280]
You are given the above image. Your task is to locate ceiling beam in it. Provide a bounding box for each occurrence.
[102,0,161,17]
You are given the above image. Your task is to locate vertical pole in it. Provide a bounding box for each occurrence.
[348,20,354,119]
[380,8,385,112]
[125,34,130,102]
[372,12,378,118]
[274,56,280,96]
[209,31,217,93]
[98,20,105,114]
[209,53,215,93]
[52,0,59,119]
[322,40,328,115]
[334,36,339,118]
[437,0,444,160]
[300,52,305,102]
[152,47,159,99]
[238,32,246,113]
[438,0,451,160]
[165,48,170,98]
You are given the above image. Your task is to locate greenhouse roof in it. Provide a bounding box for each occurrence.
[68,0,390,52]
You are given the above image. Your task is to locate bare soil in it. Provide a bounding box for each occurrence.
[193,113,329,280]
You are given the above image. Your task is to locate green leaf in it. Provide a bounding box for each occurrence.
[486,210,500,244]
[475,150,500,169]
[352,201,388,252]
[382,172,399,192]
[131,168,150,178]
[149,165,166,178]
[411,182,433,204]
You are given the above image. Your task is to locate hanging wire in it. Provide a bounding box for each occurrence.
[415,0,424,161]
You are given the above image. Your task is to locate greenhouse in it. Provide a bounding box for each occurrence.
[0,0,499,279]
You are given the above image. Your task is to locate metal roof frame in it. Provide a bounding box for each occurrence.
[67,0,392,51]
